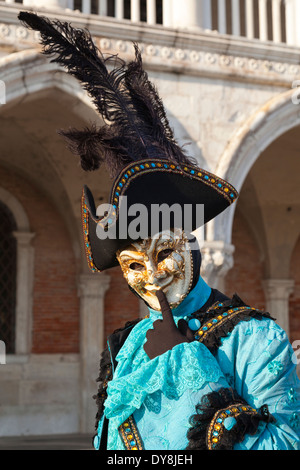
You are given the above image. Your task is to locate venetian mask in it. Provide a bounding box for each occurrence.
[116,228,193,311]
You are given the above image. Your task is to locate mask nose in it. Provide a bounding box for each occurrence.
[145,258,167,285]
[147,268,167,285]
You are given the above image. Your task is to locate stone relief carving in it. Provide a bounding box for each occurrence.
[1,23,299,84]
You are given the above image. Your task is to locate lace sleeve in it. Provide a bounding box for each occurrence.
[186,387,274,450]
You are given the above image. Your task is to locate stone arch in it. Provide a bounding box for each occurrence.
[0,48,105,273]
[0,48,94,112]
[0,50,113,430]
[0,187,30,231]
[205,89,300,336]
[208,88,300,245]
[0,187,35,355]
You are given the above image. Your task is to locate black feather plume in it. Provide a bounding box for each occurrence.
[18,11,194,177]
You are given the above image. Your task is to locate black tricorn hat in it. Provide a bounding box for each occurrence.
[19,12,238,272]
[82,158,237,271]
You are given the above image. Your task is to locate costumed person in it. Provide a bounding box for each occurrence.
[19,12,300,451]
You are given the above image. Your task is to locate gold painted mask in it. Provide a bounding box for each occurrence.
[117,229,193,311]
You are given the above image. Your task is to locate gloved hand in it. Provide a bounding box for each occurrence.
[143,290,195,360]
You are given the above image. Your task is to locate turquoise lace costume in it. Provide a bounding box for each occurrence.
[94,276,300,450]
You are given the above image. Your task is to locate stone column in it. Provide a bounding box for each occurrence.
[78,272,110,433]
[147,0,156,25]
[115,0,124,19]
[285,0,300,46]
[245,0,255,39]
[22,0,69,8]
[262,279,295,337]
[272,0,282,43]
[12,231,35,355]
[81,0,91,14]
[200,241,235,291]
[218,0,227,34]
[231,0,241,36]
[170,0,207,29]
[258,0,268,41]
[162,0,173,27]
[131,0,140,22]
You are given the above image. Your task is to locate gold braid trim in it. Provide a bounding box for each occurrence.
[119,415,144,450]
[207,403,257,450]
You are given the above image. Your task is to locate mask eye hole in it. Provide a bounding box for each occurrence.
[157,249,173,263]
[129,262,145,272]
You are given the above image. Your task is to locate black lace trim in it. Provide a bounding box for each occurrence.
[191,293,275,354]
[92,294,276,447]
[93,319,141,431]
[186,388,275,450]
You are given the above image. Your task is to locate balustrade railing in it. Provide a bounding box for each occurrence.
[4,0,300,46]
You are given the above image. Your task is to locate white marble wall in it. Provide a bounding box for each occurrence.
[0,354,80,436]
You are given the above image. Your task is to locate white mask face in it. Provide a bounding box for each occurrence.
[117,229,193,310]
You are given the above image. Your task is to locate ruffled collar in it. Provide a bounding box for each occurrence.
[104,276,212,427]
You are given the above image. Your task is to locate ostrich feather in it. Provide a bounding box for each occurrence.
[18,11,194,176]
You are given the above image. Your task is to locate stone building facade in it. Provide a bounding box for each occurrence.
[0,0,299,436]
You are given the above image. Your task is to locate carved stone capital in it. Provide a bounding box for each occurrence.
[78,272,110,299]
[262,279,295,336]
[200,241,235,290]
